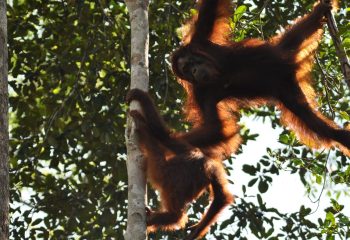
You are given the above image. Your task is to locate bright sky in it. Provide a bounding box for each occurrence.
[217,116,350,238]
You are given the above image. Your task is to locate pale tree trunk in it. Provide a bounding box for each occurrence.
[0,0,9,239]
[124,0,149,240]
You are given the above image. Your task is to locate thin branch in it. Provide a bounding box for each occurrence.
[316,56,335,118]
[324,4,350,88]
[308,151,330,215]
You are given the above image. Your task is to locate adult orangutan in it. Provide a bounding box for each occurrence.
[171,0,350,155]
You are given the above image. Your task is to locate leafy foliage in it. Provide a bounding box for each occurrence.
[8,0,350,239]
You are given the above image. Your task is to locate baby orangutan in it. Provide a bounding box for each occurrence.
[127,89,233,240]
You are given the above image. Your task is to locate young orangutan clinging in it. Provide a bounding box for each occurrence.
[171,0,350,155]
[126,89,234,240]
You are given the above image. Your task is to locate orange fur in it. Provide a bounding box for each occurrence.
[172,0,350,156]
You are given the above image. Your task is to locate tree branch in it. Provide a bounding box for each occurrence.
[325,7,350,89]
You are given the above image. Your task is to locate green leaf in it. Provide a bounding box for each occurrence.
[258,180,269,193]
[31,219,42,226]
[326,212,336,226]
[248,178,258,187]
[242,164,257,176]
[234,5,247,22]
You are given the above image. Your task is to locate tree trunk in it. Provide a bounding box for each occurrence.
[0,0,9,239]
[124,0,149,239]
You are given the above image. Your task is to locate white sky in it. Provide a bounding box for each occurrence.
[217,116,350,239]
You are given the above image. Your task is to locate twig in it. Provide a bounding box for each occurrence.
[307,151,330,215]
[316,56,335,118]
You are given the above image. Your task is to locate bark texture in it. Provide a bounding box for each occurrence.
[124,0,149,239]
[0,0,9,239]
